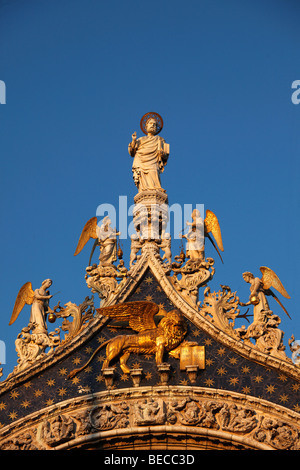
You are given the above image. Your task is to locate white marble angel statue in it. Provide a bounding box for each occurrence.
[9,279,53,334]
[74,216,120,267]
[181,209,224,263]
[241,267,291,320]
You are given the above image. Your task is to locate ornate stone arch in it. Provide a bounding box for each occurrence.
[1,386,299,450]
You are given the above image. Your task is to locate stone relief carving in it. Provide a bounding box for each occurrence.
[0,431,38,450]
[7,323,61,378]
[39,414,75,447]
[168,398,221,428]
[217,403,257,434]
[200,285,241,335]
[134,398,166,425]
[129,233,143,268]
[289,335,300,365]
[171,258,215,306]
[85,264,120,300]
[2,394,299,450]
[236,313,288,360]
[56,296,95,342]
[89,402,129,431]
[254,417,300,450]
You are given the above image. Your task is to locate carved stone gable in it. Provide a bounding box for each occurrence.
[1,113,300,450]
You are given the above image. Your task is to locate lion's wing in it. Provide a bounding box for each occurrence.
[97,301,159,332]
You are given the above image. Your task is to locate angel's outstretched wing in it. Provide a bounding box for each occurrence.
[97,301,160,332]
[204,210,224,252]
[9,282,35,326]
[74,217,98,256]
[260,266,290,299]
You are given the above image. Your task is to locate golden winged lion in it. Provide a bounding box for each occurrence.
[68,301,188,378]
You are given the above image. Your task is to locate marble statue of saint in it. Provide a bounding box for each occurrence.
[128,113,169,192]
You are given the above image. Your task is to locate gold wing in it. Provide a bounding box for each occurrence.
[204,210,224,251]
[260,266,290,299]
[97,301,159,332]
[9,282,35,325]
[74,217,98,256]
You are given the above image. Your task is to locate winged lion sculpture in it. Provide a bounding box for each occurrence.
[68,301,188,377]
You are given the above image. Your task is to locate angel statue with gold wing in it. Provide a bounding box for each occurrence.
[68,301,188,377]
[74,216,120,267]
[241,267,291,321]
[9,279,53,334]
[181,209,224,263]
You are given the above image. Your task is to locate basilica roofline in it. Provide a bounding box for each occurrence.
[1,242,299,398]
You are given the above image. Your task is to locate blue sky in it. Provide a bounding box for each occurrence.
[0,0,300,377]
